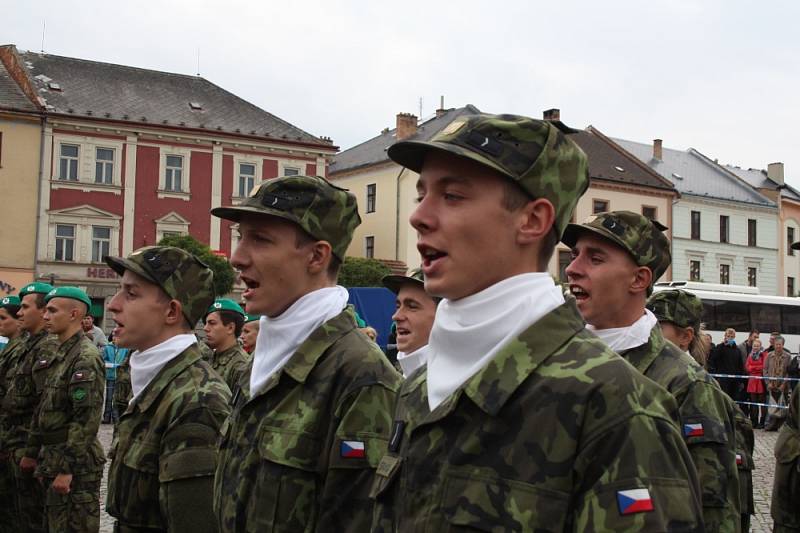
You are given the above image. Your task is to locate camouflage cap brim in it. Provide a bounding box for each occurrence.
[791,241,800,251]
[388,140,514,182]
[561,223,631,257]
[210,205,302,228]
[382,274,424,295]
[104,255,158,285]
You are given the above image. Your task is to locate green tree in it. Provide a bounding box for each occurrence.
[157,235,236,297]
[337,257,391,288]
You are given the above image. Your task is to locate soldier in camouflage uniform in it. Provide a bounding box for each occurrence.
[565,211,741,532]
[104,246,231,532]
[2,282,58,533]
[773,381,800,531]
[202,298,251,392]
[648,288,755,531]
[20,287,105,532]
[211,175,401,532]
[370,113,703,531]
[0,295,24,531]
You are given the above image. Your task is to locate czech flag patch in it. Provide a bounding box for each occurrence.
[340,440,365,458]
[736,453,743,466]
[683,423,704,437]
[617,488,654,515]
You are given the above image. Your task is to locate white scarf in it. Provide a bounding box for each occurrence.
[426,273,565,411]
[587,309,658,353]
[130,333,196,399]
[396,345,429,377]
[250,286,349,396]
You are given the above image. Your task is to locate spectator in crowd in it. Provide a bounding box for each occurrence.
[708,327,746,401]
[101,340,129,424]
[766,331,779,353]
[738,329,759,366]
[239,314,260,354]
[81,314,108,349]
[764,335,791,431]
[745,338,767,428]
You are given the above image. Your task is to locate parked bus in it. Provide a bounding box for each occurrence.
[652,281,800,352]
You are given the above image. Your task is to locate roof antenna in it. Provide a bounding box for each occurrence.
[40,19,46,53]
[196,48,200,76]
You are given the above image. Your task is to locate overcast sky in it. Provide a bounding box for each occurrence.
[4,1,799,188]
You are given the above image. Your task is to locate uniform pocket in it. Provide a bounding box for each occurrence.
[108,438,163,529]
[439,468,569,533]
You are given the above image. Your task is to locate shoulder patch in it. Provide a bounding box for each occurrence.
[71,387,87,401]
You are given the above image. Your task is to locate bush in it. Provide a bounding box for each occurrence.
[157,235,236,297]
[337,257,391,287]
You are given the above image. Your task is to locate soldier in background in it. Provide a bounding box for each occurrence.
[648,289,755,531]
[104,246,230,532]
[0,295,24,530]
[772,380,800,531]
[211,175,401,531]
[203,298,251,392]
[2,282,57,533]
[240,314,260,354]
[22,287,105,532]
[371,113,702,531]
[565,211,740,532]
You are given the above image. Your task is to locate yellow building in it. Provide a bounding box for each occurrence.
[330,106,678,281]
[0,48,42,295]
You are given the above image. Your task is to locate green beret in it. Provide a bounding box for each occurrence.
[244,313,261,323]
[45,286,91,311]
[205,298,245,320]
[0,295,21,309]
[20,282,55,296]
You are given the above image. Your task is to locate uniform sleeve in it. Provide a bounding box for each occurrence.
[772,385,800,529]
[572,411,704,532]
[678,379,740,533]
[318,382,397,531]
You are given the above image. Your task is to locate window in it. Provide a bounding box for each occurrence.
[558,250,571,282]
[748,267,757,287]
[592,199,609,214]
[789,277,795,297]
[283,167,300,177]
[789,227,795,256]
[690,260,701,281]
[91,226,111,263]
[55,224,75,261]
[719,215,729,243]
[691,211,701,240]
[59,144,79,181]
[165,155,183,192]
[720,263,730,284]
[748,219,757,247]
[366,183,376,213]
[365,236,374,258]
[238,163,256,197]
[95,148,114,184]
[642,206,657,221]
[162,231,181,239]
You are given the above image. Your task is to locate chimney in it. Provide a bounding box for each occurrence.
[542,108,560,121]
[768,162,785,185]
[396,113,418,140]
[653,139,663,161]
[435,95,446,118]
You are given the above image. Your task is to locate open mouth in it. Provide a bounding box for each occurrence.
[570,285,589,301]
[419,244,447,271]
[240,275,260,299]
[396,327,411,337]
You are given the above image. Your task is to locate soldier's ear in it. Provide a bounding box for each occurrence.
[306,241,333,276]
[516,198,555,245]
[164,299,184,327]
[630,266,652,295]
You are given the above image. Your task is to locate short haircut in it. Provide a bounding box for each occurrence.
[499,180,558,271]
[1,304,21,317]
[217,310,245,338]
[31,293,46,309]
[774,335,785,345]
[293,226,341,279]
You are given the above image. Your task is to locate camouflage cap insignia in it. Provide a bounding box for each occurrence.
[616,488,654,515]
[340,440,365,458]
[71,387,87,401]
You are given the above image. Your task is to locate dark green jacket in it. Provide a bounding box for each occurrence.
[620,325,740,532]
[107,342,231,532]
[210,344,251,394]
[27,331,105,477]
[371,300,704,532]
[772,384,800,531]
[214,306,401,532]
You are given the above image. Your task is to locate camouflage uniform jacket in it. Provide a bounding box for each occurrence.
[370,300,704,532]
[109,351,131,460]
[620,325,740,532]
[772,383,800,531]
[27,331,106,477]
[214,307,401,532]
[733,406,754,517]
[106,343,231,532]
[0,334,27,446]
[0,330,59,457]
[210,344,251,394]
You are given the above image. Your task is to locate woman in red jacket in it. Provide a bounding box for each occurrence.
[745,338,766,428]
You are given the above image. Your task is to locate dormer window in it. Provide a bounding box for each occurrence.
[189,102,203,110]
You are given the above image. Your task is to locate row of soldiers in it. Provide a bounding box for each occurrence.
[0,111,797,532]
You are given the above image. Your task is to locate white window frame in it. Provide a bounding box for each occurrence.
[55,224,76,261]
[47,205,121,264]
[158,148,192,200]
[51,135,123,193]
[279,159,306,177]
[58,144,80,181]
[91,225,112,263]
[234,156,261,200]
[155,211,191,242]
[94,147,115,184]
[165,155,184,192]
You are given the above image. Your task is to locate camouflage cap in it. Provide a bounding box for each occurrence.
[210,175,360,261]
[205,298,245,320]
[382,268,425,294]
[20,282,54,296]
[387,113,589,237]
[647,289,703,328]
[0,295,21,310]
[45,286,91,311]
[105,246,215,325]
[562,210,671,282]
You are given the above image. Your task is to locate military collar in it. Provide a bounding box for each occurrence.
[131,343,200,412]
[618,324,664,374]
[281,306,356,384]
[59,331,85,353]
[213,343,244,366]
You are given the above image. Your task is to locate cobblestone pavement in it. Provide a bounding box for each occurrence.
[95,423,782,532]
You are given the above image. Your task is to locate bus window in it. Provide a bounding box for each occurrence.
[781,306,800,335]
[702,300,718,330]
[714,301,749,332]
[751,304,781,333]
